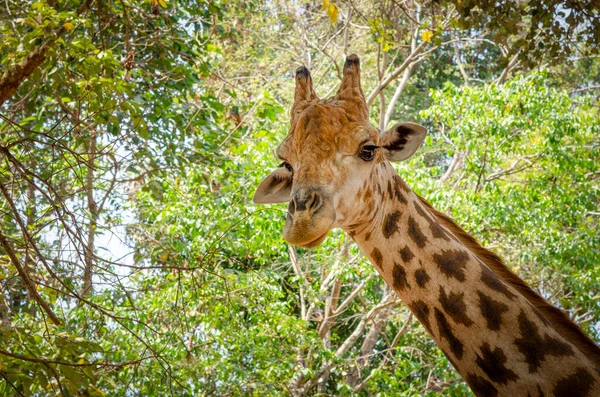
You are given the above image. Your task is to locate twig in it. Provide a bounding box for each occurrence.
[0,184,61,325]
[0,348,154,368]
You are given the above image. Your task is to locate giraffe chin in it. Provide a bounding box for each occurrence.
[283,218,334,249]
[297,232,328,249]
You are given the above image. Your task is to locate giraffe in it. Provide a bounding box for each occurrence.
[252,54,600,396]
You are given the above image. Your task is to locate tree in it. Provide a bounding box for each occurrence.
[1,0,232,394]
[1,0,598,395]
[440,0,600,67]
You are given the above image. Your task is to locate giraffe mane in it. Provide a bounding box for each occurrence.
[417,194,600,369]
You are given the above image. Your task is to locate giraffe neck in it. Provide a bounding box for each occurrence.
[343,162,600,396]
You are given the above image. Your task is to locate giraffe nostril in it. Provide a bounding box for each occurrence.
[308,191,323,213]
[289,189,325,216]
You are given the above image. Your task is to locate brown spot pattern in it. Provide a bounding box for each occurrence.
[537,385,545,397]
[362,187,372,201]
[429,222,451,241]
[514,310,574,373]
[386,181,394,201]
[407,216,427,248]
[433,249,469,281]
[434,308,464,360]
[371,248,383,268]
[466,373,498,397]
[481,265,516,299]
[532,307,551,326]
[439,287,474,326]
[477,291,509,331]
[365,200,375,217]
[382,211,401,239]
[399,246,414,262]
[390,174,408,204]
[553,367,595,397]
[413,201,430,219]
[408,300,431,335]
[394,174,411,194]
[413,203,450,241]
[475,342,519,385]
[414,269,430,288]
[392,262,410,291]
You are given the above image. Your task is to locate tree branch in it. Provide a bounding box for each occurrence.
[453,31,470,85]
[0,0,92,106]
[296,294,399,395]
[0,226,61,325]
[366,40,428,106]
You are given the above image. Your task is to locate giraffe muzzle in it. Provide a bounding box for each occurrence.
[284,187,335,248]
[289,188,323,215]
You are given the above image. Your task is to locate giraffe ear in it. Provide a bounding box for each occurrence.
[380,122,427,162]
[253,168,293,204]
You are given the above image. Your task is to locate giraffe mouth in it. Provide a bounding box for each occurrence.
[283,190,335,248]
[298,231,329,249]
[283,215,335,249]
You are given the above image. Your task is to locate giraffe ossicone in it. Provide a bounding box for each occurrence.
[253,54,600,396]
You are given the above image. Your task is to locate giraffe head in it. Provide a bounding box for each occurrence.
[253,54,427,248]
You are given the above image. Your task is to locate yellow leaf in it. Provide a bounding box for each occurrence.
[505,103,512,113]
[327,3,339,24]
[63,21,74,31]
[322,0,329,11]
[158,0,168,8]
[36,284,42,291]
[421,30,433,43]
[77,358,85,364]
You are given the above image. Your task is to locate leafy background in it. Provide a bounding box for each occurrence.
[0,0,599,395]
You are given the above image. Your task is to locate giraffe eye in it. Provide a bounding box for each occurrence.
[280,162,293,174]
[358,145,378,161]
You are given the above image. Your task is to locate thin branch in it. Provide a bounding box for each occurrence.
[439,151,463,184]
[288,245,307,320]
[0,370,25,397]
[0,184,61,325]
[453,31,469,85]
[0,0,92,106]
[0,348,154,368]
[318,279,341,338]
[571,85,600,94]
[485,155,539,182]
[296,294,399,395]
[497,52,520,84]
[366,40,428,106]
[333,276,372,316]
[366,17,453,106]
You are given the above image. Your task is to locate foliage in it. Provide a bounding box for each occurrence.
[0,0,599,396]
[440,0,600,66]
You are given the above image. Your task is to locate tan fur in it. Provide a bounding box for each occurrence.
[418,194,600,369]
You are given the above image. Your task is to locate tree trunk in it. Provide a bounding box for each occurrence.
[82,131,97,297]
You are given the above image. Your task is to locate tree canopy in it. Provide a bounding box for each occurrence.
[0,0,599,395]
